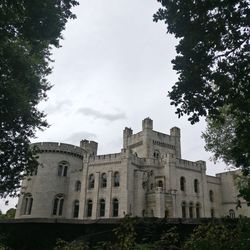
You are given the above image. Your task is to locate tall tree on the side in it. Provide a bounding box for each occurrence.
[153,1,249,183]
[0,0,79,197]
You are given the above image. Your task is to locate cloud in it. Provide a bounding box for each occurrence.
[64,131,97,145]
[77,107,126,121]
[44,100,72,114]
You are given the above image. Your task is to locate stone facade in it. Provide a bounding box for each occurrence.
[15,118,250,219]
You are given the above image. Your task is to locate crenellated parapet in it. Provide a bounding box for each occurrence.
[130,154,162,167]
[31,142,86,159]
[176,158,206,172]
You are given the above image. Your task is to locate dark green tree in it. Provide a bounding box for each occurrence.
[154,1,249,171]
[0,0,79,197]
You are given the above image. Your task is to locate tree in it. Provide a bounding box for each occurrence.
[113,215,137,250]
[153,1,249,171]
[183,220,250,250]
[0,0,79,197]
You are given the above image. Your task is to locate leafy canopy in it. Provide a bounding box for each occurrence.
[0,0,79,197]
[154,0,250,170]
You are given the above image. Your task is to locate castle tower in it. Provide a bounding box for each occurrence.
[142,117,153,158]
[123,127,133,149]
[80,140,98,156]
[170,127,181,158]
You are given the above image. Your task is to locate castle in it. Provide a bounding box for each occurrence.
[15,118,250,219]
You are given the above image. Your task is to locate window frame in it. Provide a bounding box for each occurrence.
[112,198,119,217]
[52,194,64,216]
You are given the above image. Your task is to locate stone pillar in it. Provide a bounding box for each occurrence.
[92,172,100,219]
[106,170,113,217]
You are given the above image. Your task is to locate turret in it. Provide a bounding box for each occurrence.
[80,140,98,156]
[123,127,133,148]
[170,127,181,158]
[142,117,153,130]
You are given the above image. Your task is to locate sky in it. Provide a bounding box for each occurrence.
[0,0,228,212]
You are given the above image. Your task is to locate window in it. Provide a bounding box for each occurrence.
[229,209,235,219]
[196,203,201,218]
[194,179,199,193]
[114,172,120,187]
[22,193,33,215]
[101,173,107,188]
[153,150,160,159]
[150,183,154,190]
[73,200,79,218]
[209,190,214,202]
[87,199,93,217]
[58,161,69,177]
[189,202,193,218]
[52,194,64,216]
[99,199,105,217]
[181,201,186,218]
[75,181,81,192]
[158,180,163,188]
[151,209,154,217]
[211,208,215,218]
[142,209,146,217]
[180,177,186,192]
[88,174,95,189]
[112,198,119,217]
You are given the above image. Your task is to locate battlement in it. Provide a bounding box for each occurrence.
[176,158,206,172]
[31,142,85,159]
[80,140,98,156]
[130,154,162,167]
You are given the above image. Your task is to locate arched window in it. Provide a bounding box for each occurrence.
[58,161,69,177]
[87,199,93,217]
[158,180,163,188]
[189,202,194,218]
[165,209,169,218]
[153,150,160,159]
[196,203,201,218]
[229,209,235,219]
[209,190,214,202]
[181,201,186,218]
[151,209,154,217]
[101,173,107,188]
[114,172,120,187]
[22,193,33,215]
[180,177,186,192]
[52,194,64,216]
[73,200,79,218]
[142,209,146,217]
[99,199,105,217]
[211,208,215,218]
[88,174,95,189]
[150,183,154,190]
[112,198,119,217]
[194,179,199,193]
[75,181,81,191]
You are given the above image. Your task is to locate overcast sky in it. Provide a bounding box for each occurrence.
[1,0,228,212]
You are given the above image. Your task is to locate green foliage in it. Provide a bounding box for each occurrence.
[234,174,250,205]
[155,227,181,250]
[202,106,250,172]
[0,0,79,197]
[184,223,235,250]
[53,239,89,250]
[113,215,137,250]
[184,219,250,250]
[0,208,16,219]
[154,0,250,172]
